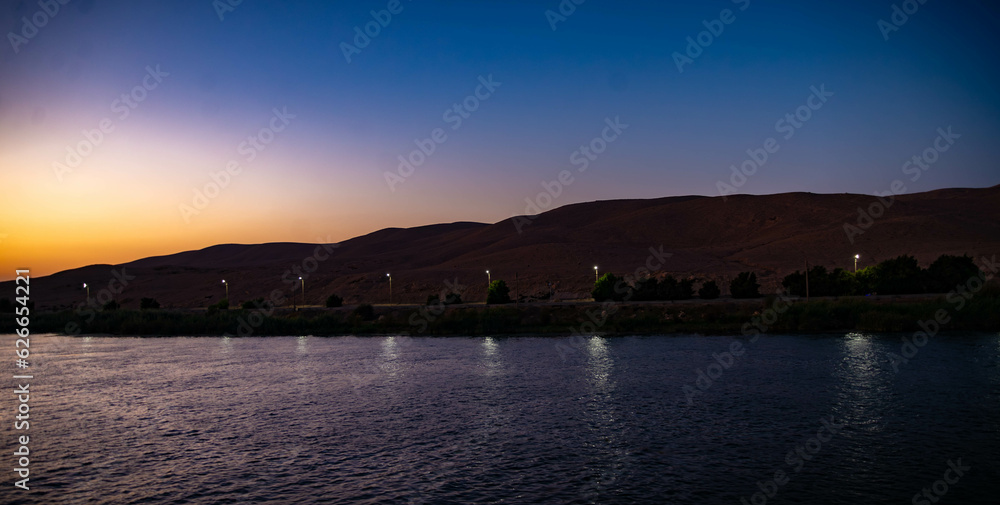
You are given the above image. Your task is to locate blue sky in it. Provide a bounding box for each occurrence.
[1,0,999,274]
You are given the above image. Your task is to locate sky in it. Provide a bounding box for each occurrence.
[1,0,999,279]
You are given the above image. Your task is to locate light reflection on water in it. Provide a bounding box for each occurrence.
[0,333,997,504]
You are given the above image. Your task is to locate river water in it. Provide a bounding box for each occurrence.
[1,333,998,504]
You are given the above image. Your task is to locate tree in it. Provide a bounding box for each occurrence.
[632,277,659,301]
[698,280,720,299]
[925,254,980,293]
[854,266,877,295]
[730,272,760,299]
[140,297,160,310]
[873,255,922,295]
[325,294,344,308]
[487,280,512,305]
[781,270,806,297]
[592,273,625,302]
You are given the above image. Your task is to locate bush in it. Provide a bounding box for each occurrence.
[242,297,265,310]
[592,273,626,302]
[657,275,694,300]
[102,300,120,311]
[487,280,512,305]
[208,298,229,311]
[631,277,659,301]
[325,294,343,308]
[139,298,160,310]
[352,303,376,321]
[698,280,720,299]
[730,272,760,299]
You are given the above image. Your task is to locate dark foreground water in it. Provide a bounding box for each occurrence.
[2,333,999,504]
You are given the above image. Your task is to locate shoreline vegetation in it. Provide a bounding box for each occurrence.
[3,253,995,337]
[6,291,999,337]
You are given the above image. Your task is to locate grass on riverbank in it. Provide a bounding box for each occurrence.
[6,288,999,336]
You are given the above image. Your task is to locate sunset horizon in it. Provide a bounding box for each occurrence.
[2,1,999,503]
[3,182,997,281]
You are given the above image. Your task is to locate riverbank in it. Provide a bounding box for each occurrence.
[8,290,999,336]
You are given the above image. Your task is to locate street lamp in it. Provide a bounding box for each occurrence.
[222,279,228,300]
[594,266,599,282]
[83,283,90,304]
[854,254,860,273]
[386,273,392,304]
[486,270,491,285]
[299,276,304,304]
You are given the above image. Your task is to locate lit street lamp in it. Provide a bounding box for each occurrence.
[83,283,90,304]
[854,254,860,273]
[386,273,392,304]
[222,279,228,299]
[594,266,599,282]
[299,276,305,304]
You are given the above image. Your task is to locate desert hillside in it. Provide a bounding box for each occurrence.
[9,186,1000,310]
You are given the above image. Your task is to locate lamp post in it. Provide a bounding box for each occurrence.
[299,276,304,304]
[386,273,392,304]
[854,254,860,273]
[222,279,228,300]
[83,283,90,304]
[594,266,599,282]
